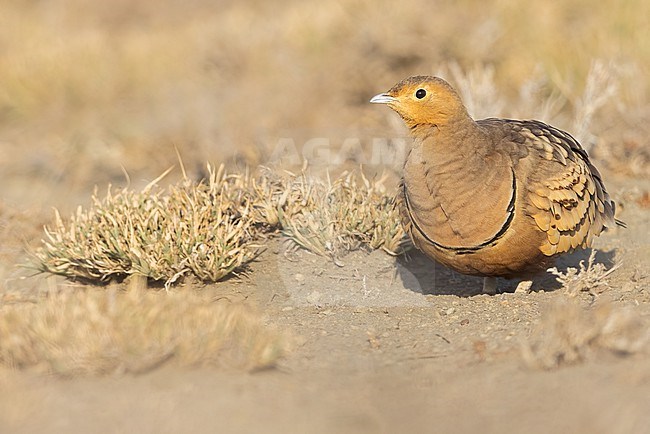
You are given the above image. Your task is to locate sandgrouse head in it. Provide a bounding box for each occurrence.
[370,75,470,129]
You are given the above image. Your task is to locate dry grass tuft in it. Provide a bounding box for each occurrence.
[34,165,259,287]
[0,286,285,376]
[570,60,620,147]
[443,62,506,120]
[547,250,620,296]
[265,169,407,260]
[33,165,406,285]
[522,300,649,370]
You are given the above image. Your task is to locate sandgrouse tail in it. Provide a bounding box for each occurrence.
[370,75,622,294]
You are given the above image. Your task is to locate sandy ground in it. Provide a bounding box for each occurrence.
[0,176,649,434]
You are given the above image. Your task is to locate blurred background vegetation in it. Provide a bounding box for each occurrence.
[1,0,648,211]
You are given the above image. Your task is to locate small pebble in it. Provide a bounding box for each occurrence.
[306,290,321,304]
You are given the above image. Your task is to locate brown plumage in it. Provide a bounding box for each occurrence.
[370,75,621,294]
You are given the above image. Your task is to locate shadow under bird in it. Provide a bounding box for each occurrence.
[370,75,624,294]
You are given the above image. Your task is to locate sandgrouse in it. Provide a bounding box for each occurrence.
[370,75,621,294]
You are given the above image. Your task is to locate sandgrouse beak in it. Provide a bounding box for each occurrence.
[369,93,397,104]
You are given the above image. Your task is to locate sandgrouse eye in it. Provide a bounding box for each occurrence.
[415,89,426,99]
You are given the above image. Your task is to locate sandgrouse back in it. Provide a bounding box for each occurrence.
[370,75,620,293]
